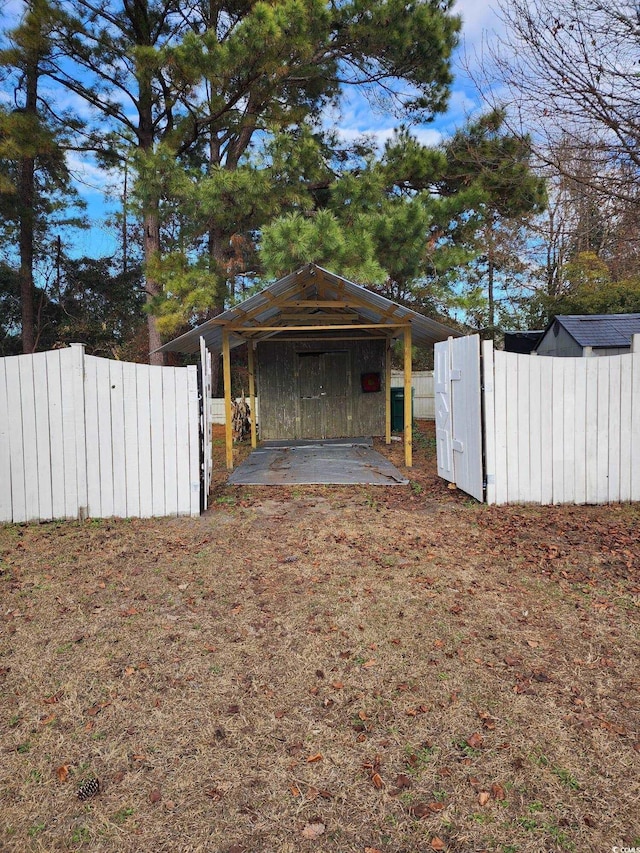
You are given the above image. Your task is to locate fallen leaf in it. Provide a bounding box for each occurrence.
[124,666,136,676]
[409,803,431,819]
[150,788,162,803]
[43,690,63,704]
[362,659,377,668]
[56,764,69,783]
[290,785,301,797]
[371,772,383,789]
[478,791,490,806]
[40,713,56,725]
[428,801,445,812]
[306,752,323,763]
[332,681,344,690]
[301,821,325,839]
[163,799,175,810]
[431,837,446,850]
[365,848,382,853]
[466,732,484,750]
[120,607,138,617]
[491,783,506,800]
[396,774,412,790]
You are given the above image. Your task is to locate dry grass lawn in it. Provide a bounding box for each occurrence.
[1,423,639,853]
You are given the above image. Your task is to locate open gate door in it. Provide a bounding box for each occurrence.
[434,335,484,502]
[199,337,213,509]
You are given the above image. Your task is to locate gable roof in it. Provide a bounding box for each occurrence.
[546,314,640,349]
[158,263,461,354]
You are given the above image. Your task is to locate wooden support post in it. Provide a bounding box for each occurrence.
[404,325,412,468]
[385,336,391,444]
[222,329,233,470]
[248,341,257,449]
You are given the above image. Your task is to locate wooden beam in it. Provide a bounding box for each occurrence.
[289,300,364,309]
[385,336,392,445]
[404,324,412,468]
[234,323,410,333]
[222,329,233,470]
[247,340,257,449]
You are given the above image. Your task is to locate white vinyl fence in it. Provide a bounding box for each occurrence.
[0,345,201,523]
[436,334,640,505]
[391,370,434,419]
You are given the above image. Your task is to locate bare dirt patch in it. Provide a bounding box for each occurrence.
[1,424,638,853]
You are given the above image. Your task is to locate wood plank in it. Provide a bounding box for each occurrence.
[404,324,412,468]
[4,357,26,522]
[618,353,633,502]
[551,357,564,504]
[516,353,530,503]
[248,341,257,448]
[539,356,554,505]
[60,349,80,519]
[19,354,40,521]
[0,358,12,522]
[573,359,587,505]
[200,333,210,502]
[561,358,575,505]
[95,356,114,518]
[235,322,410,333]
[385,337,391,444]
[162,366,179,515]
[109,360,128,518]
[631,348,640,500]
[136,364,154,518]
[70,344,88,519]
[505,353,520,503]
[122,360,140,519]
[584,357,599,504]
[222,330,233,470]
[481,340,496,505]
[187,365,201,516]
[527,355,542,504]
[595,358,610,504]
[492,350,508,505]
[607,356,621,503]
[175,366,191,515]
[84,356,102,517]
[47,351,66,519]
[149,365,166,517]
[32,353,53,521]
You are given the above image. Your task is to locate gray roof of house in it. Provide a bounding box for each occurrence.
[553,314,640,348]
[158,264,461,355]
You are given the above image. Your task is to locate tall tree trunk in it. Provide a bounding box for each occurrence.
[144,207,164,364]
[18,47,38,354]
[487,222,495,339]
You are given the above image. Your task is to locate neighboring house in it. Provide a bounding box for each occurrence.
[535,314,640,357]
[503,330,544,354]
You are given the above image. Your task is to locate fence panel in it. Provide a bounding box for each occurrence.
[484,344,640,505]
[0,347,200,523]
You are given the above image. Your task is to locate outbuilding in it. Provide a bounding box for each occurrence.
[159,264,460,472]
[535,314,640,357]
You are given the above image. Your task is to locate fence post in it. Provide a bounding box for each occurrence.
[482,340,496,505]
[70,343,88,520]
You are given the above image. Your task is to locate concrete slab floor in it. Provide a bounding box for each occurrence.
[227,440,409,486]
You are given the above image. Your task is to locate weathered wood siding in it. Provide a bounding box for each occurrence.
[257,340,385,440]
[0,346,200,523]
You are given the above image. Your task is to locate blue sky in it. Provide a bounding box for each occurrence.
[1,0,505,260]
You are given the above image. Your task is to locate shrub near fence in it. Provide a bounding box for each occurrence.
[0,345,201,523]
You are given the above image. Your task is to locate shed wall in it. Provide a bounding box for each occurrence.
[536,325,582,357]
[257,340,385,440]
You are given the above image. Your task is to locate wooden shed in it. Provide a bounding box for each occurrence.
[159,264,460,471]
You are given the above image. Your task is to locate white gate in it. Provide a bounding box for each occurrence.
[199,337,213,509]
[434,335,484,502]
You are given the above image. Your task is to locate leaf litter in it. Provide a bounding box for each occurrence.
[0,422,638,852]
